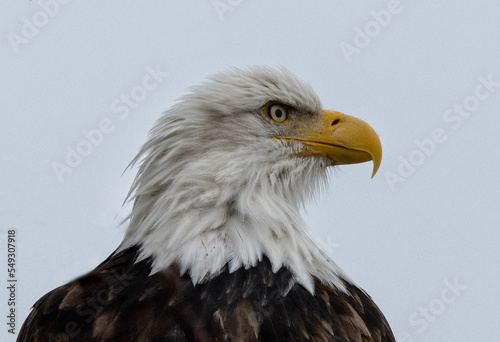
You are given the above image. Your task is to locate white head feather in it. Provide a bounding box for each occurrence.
[119,66,351,293]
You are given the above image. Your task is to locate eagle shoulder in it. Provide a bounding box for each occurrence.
[18,248,394,342]
[17,247,195,341]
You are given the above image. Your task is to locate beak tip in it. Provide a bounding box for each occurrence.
[371,158,381,178]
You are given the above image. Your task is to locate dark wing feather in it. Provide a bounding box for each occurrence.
[18,247,394,341]
[17,247,201,342]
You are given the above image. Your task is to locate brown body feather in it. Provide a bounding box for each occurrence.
[18,246,394,342]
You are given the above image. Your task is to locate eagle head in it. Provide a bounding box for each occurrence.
[120,66,382,292]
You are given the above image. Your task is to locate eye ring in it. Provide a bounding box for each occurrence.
[267,103,289,123]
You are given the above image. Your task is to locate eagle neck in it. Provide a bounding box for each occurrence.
[120,152,350,294]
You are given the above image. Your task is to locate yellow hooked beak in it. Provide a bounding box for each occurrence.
[278,110,382,178]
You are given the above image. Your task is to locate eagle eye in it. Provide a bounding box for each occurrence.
[266,103,288,123]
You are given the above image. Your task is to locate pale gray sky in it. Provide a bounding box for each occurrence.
[1,1,499,341]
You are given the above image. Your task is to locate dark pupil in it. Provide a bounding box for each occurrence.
[275,109,283,118]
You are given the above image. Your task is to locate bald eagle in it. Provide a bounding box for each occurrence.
[19,67,394,341]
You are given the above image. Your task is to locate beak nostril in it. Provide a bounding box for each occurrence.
[331,119,340,126]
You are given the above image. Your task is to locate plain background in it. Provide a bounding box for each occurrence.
[1,1,499,341]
